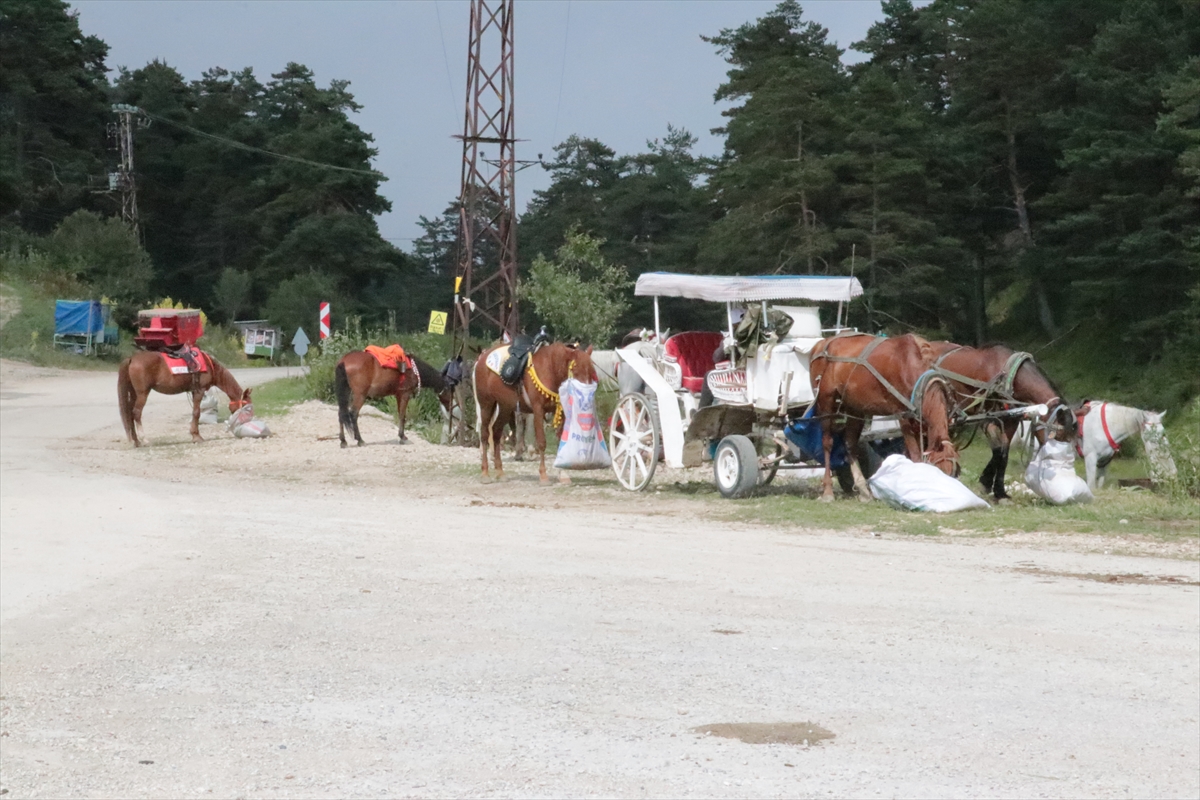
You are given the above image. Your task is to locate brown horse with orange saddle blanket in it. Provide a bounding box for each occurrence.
[335,347,463,447]
[474,341,596,484]
[809,333,960,502]
[117,348,250,447]
[930,342,1075,500]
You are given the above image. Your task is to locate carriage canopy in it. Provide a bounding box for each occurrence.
[634,272,864,304]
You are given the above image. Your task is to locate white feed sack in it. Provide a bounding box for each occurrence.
[227,403,271,439]
[1025,440,1093,504]
[868,454,990,513]
[199,387,219,424]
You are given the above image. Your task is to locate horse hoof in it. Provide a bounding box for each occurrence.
[340,440,347,449]
[480,474,494,484]
[818,493,835,503]
[857,492,872,503]
[356,440,365,447]
[558,475,572,485]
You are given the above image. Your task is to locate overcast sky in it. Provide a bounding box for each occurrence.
[73,0,889,248]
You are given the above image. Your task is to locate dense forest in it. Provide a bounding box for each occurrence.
[2,0,1197,401]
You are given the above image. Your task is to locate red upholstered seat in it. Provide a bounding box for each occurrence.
[663,331,725,393]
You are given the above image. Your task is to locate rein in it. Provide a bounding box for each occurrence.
[932,349,1034,409]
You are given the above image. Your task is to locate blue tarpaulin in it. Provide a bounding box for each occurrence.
[55,300,107,336]
[783,404,850,468]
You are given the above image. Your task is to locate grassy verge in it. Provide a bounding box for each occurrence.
[668,435,1200,543]
[250,376,311,416]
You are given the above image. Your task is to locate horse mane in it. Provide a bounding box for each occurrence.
[411,356,448,393]
[205,354,243,400]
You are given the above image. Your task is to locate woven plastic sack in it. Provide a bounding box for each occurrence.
[868,454,990,512]
[199,387,219,424]
[1025,440,1092,504]
[227,403,271,439]
[553,378,611,470]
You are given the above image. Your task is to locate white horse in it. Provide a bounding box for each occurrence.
[1077,401,1176,491]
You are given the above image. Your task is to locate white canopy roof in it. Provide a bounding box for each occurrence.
[635,272,864,303]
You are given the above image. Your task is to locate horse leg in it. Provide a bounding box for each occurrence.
[478,397,495,481]
[129,390,148,447]
[991,420,1017,500]
[1084,452,1099,492]
[396,392,410,443]
[189,394,204,442]
[819,423,836,503]
[842,419,871,502]
[900,419,923,462]
[351,392,366,446]
[491,413,506,480]
[533,403,551,485]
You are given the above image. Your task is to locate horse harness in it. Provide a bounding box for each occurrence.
[933,348,1032,409]
[1075,401,1122,459]
[810,334,955,464]
[811,334,949,420]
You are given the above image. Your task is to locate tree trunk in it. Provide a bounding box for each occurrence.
[972,255,986,346]
[1003,96,1058,338]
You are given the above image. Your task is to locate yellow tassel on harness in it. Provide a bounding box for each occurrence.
[527,360,572,429]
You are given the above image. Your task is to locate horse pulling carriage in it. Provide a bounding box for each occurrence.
[607,272,1070,501]
[608,273,907,497]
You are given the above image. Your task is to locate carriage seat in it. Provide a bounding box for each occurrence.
[663,331,726,393]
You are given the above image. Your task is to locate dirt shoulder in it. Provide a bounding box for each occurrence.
[61,388,1199,561]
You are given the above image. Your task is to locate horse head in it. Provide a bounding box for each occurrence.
[567,343,597,383]
[228,387,252,413]
[920,378,961,477]
[1040,398,1077,444]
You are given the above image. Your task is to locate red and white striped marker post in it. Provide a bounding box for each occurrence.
[319,302,330,340]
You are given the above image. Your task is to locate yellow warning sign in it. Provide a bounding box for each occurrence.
[427,310,448,335]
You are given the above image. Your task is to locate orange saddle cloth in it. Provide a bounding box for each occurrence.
[161,346,208,375]
[365,344,410,372]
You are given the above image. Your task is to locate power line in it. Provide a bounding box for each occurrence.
[138,109,386,178]
[434,0,459,119]
[551,0,572,146]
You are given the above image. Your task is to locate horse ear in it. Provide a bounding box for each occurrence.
[586,345,593,355]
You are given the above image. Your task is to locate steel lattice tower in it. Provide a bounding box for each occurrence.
[453,0,519,346]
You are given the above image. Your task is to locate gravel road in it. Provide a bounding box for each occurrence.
[1,360,1197,798]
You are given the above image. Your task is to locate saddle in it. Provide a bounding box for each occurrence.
[494,329,551,386]
[161,345,207,375]
[364,344,411,373]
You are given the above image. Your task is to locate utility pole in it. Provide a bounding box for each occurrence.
[107,104,147,239]
[452,0,519,352]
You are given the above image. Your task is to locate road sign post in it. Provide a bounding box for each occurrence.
[292,326,310,368]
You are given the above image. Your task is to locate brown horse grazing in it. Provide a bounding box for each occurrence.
[334,352,464,447]
[117,350,250,447]
[930,342,1076,500]
[809,333,960,502]
[474,341,596,484]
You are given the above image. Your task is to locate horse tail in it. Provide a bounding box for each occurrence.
[335,361,352,431]
[117,358,137,442]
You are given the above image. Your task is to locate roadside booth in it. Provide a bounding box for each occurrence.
[53,300,118,355]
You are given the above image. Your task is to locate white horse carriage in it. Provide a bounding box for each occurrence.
[609,272,902,497]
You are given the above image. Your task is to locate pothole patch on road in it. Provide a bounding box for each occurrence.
[1014,566,1198,586]
[692,722,835,747]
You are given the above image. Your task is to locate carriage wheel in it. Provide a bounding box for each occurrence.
[611,392,659,491]
[714,434,760,499]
